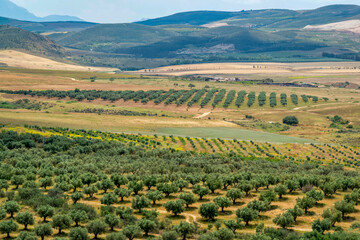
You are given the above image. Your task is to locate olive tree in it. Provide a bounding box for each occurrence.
[164,200,186,216]
[37,205,55,222]
[15,211,34,230]
[35,223,53,240]
[179,192,197,208]
[199,203,219,221]
[0,220,18,238]
[86,219,107,239]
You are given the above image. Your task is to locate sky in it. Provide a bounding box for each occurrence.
[10,0,360,23]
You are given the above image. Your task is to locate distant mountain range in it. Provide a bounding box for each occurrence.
[0,0,83,22]
[53,5,360,58]
[0,4,360,69]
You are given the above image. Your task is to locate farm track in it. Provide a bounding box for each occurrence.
[194,112,211,119]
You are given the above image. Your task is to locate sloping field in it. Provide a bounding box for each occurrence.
[0,50,117,71]
[305,20,360,34]
[157,127,317,143]
[140,62,360,78]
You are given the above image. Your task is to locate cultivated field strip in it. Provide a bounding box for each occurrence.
[0,89,326,110]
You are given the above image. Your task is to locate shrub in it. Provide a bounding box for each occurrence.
[283,116,299,126]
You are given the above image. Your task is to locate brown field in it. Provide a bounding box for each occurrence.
[0,50,117,72]
[138,62,360,84]
[0,110,234,133]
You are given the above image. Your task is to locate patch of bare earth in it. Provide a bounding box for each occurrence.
[304,20,360,34]
[0,50,117,71]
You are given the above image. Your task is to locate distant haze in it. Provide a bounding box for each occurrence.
[10,0,360,23]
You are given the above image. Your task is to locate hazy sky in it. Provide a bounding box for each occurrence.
[10,0,360,23]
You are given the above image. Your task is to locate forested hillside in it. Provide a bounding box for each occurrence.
[0,25,65,57]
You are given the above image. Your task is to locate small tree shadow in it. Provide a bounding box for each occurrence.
[314,203,325,208]
[185,207,198,212]
[219,210,233,216]
[269,205,278,210]
[258,215,271,221]
[168,215,186,220]
[233,201,245,206]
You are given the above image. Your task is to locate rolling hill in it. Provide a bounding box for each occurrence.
[0,25,66,57]
[137,5,360,29]
[114,26,324,58]
[56,22,325,58]
[265,5,360,29]
[0,0,83,22]
[137,11,241,26]
[56,23,179,52]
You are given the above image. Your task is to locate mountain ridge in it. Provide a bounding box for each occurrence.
[0,0,83,22]
[0,16,97,33]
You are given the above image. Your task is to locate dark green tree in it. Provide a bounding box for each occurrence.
[114,188,131,202]
[322,208,342,227]
[128,181,144,195]
[157,183,178,197]
[16,231,37,240]
[0,220,18,238]
[164,200,186,216]
[179,192,197,208]
[110,175,128,188]
[283,116,299,126]
[214,228,235,240]
[97,178,114,194]
[35,223,52,240]
[69,227,89,240]
[312,218,331,234]
[104,214,120,231]
[192,184,210,200]
[287,205,304,222]
[52,214,73,234]
[83,185,98,199]
[236,207,258,226]
[273,212,295,229]
[199,203,219,221]
[213,197,232,212]
[226,189,244,204]
[174,222,195,240]
[101,193,117,206]
[37,205,54,222]
[105,232,126,240]
[122,225,142,240]
[70,210,88,227]
[335,200,356,218]
[15,211,34,230]
[138,219,157,236]
[296,197,316,214]
[131,196,150,213]
[274,184,287,199]
[146,190,163,205]
[143,176,157,190]
[3,200,20,218]
[71,192,84,204]
[86,219,107,239]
